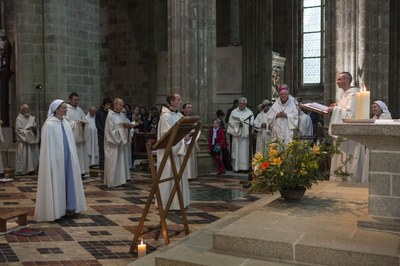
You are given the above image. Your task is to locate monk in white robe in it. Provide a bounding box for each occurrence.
[104,98,133,188]
[180,103,198,180]
[254,100,272,154]
[298,110,313,137]
[85,107,99,167]
[327,72,365,182]
[228,97,254,171]
[267,85,298,145]
[157,94,190,210]
[35,100,87,222]
[65,92,89,176]
[15,104,40,175]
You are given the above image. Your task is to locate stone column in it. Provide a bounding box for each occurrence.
[240,0,273,108]
[167,0,216,123]
[230,0,240,45]
[334,0,390,101]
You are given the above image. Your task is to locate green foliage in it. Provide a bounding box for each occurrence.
[250,138,344,193]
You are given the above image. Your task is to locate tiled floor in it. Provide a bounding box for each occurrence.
[0,171,259,265]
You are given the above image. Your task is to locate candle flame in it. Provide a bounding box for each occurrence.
[141,238,143,245]
[361,84,368,92]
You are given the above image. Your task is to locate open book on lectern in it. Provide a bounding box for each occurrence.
[152,116,201,150]
[300,102,329,115]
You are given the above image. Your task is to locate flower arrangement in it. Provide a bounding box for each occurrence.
[250,139,341,193]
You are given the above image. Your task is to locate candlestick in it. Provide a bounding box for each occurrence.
[355,86,370,119]
[138,238,146,258]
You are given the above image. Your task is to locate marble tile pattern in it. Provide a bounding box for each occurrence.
[0,172,259,265]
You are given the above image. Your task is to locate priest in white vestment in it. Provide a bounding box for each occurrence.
[15,104,40,175]
[157,93,190,210]
[327,72,365,182]
[34,100,87,222]
[85,106,99,167]
[180,103,198,180]
[298,110,313,138]
[267,85,299,145]
[104,98,133,188]
[65,92,89,176]
[227,97,254,172]
[254,100,272,154]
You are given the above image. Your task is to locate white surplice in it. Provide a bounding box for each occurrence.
[227,107,254,171]
[85,113,99,166]
[0,126,3,174]
[34,117,87,222]
[66,104,89,175]
[253,111,271,154]
[298,111,313,137]
[266,97,298,145]
[15,113,40,175]
[157,106,189,210]
[104,110,131,188]
[329,87,365,182]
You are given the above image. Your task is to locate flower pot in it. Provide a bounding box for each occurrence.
[279,187,306,201]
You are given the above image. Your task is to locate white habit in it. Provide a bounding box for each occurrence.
[104,110,131,188]
[298,111,313,137]
[253,111,271,154]
[267,97,298,145]
[157,106,190,210]
[34,116,87,222]
[85,113,99,166]
[15,113,40,175]
[227,107,254,171]
[329,87,365,182]
[0,126,3,175]
[66,104,89,175]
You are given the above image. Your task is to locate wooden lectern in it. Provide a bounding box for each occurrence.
[130,116,202,252]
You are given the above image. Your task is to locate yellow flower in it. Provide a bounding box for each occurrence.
[312,144,320,154]
[252,152,263,166]
[272,157,282,166]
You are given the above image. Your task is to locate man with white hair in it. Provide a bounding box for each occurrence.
[15,104,40,175]
[267,84,298,145]
[227,97,254,172]
[85,106,99,167]
[104,98,134,188]
[66,92,89,177]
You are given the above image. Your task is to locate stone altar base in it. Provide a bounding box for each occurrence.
[130,181,400,266]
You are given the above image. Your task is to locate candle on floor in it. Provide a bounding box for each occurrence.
[138,238,146,258]
[355,85,370,119]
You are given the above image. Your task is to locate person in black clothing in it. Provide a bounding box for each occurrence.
[95,98,112,169]
[225,99,239,124]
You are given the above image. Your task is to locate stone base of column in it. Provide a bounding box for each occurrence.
[357,216,400,233]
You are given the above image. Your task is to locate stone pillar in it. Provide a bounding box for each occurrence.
[230,0,240,45]
[332,124,400,227]
[167,0,216,123]
[334,0,390,102]
[240,0,273,108]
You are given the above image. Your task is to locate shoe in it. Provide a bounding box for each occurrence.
[242,182,252,189]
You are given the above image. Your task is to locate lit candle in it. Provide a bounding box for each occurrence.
[138,238,146,258]
[355,85,370,119]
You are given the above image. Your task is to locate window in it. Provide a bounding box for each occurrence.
[302,0,324,84]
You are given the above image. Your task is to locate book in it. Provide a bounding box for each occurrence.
[300,102,329,114]
[11,227,43,237]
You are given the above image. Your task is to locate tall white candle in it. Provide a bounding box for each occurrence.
[355,86,370,119]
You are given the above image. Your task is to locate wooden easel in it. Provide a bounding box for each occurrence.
[130,116,202,252]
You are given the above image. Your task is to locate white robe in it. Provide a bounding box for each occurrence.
[85,113,99,166]
[267,97,298,145]
[0,127,3,174]
[66,104,89,175]
[362,112,393,183]
[34,117,87,222]
[157,106,190,210]
[104,110,131,188]
[299,111,313,137]
[227,107,254,171]
[329,87,365,182]
[253,111,271,154]
[15,114,40,175]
